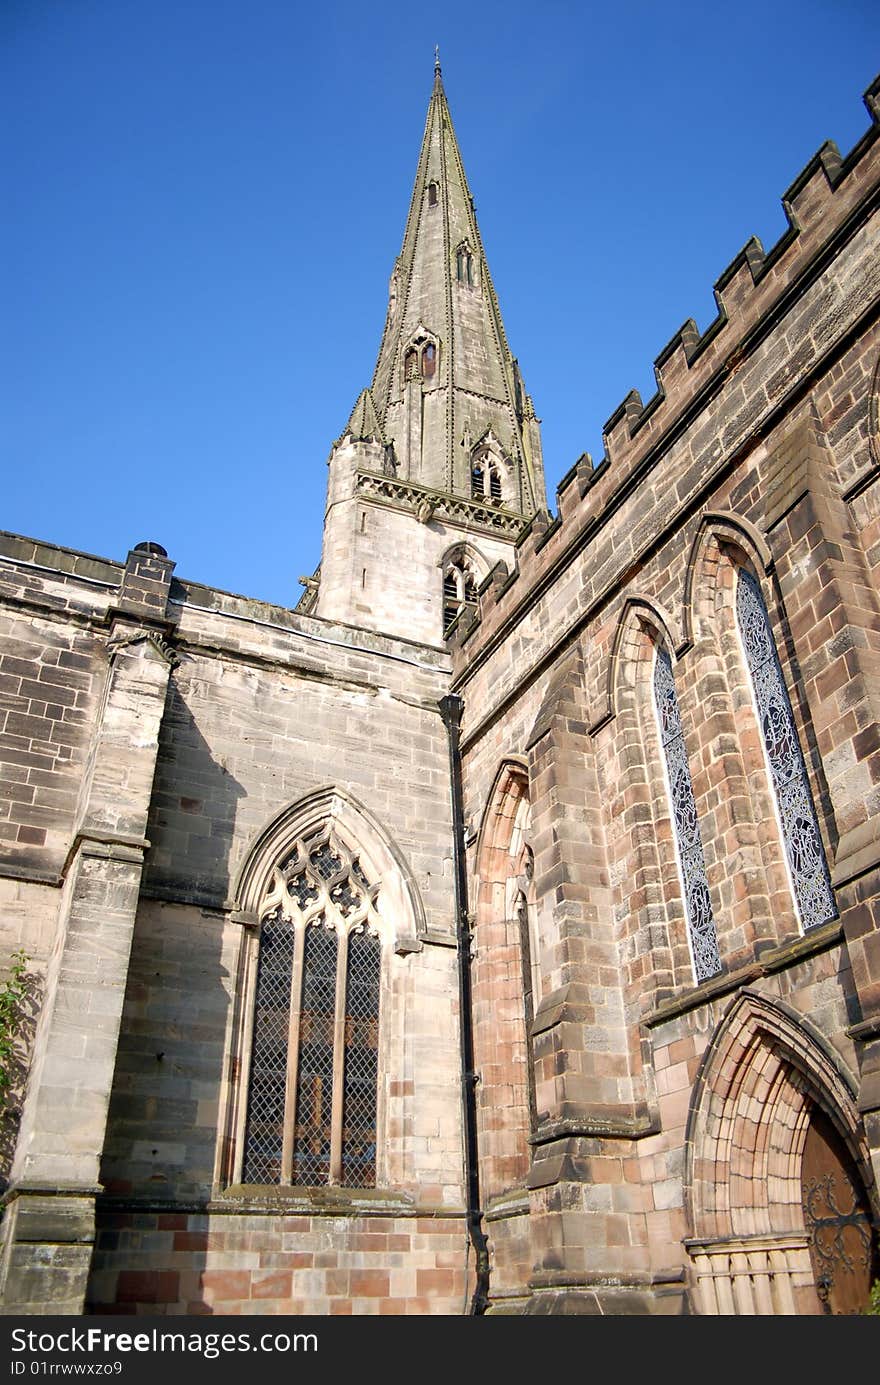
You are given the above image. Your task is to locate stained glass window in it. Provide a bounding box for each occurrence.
[653,646,722,983]
[736,569,836,931]
[242,830,381,1187]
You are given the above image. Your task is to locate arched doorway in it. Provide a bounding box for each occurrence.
[685,991,878,1314]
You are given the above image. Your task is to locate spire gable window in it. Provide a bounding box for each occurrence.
[455,242,477,288]
[401,330,440,387]
[242,827,382,1189]
[735,568,836,932]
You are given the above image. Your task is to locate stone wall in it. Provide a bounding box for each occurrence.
[0,542,469,1314]
[452,95,880,1312]
[1,79,878,1317]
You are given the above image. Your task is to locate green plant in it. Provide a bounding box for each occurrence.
[0,951,29,1116]
[865,1280,880,1316]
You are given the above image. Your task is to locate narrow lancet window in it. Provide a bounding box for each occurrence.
[653,646,721,982]
[736,569,836,931]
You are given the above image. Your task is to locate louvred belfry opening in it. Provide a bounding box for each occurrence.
[443,553,478,634]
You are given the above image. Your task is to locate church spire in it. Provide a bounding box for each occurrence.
[314,69,546,644]
[360,66,545,515]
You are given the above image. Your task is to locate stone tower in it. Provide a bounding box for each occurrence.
[310,59,547,645]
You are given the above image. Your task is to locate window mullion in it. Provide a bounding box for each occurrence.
[329,927,349,1183]
[281,922,306,1183]
[231,926,261,1185]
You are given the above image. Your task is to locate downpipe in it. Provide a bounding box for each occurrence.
[439,693,491,1315]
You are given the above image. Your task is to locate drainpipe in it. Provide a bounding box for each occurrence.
[439,693,490,1315]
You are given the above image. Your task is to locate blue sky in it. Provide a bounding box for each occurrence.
[2,1,877,609]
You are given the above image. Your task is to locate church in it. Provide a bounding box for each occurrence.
[1,60,879,1315]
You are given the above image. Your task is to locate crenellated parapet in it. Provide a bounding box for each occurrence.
[450,74,880,675]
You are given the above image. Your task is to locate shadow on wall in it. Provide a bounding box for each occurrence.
[86,674,248,1313]
[142,675,247,908]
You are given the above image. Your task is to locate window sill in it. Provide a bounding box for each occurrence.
[642,918,845,1029]
[211,1185,461,1218]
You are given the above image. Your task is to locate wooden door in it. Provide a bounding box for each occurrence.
[801,1107,876,1314]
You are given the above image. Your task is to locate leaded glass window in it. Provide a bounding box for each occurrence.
[242,829,381,1187]
[653,646,722,983]
[736,569,836,931]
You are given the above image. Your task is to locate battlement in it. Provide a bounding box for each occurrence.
[450,74,880,673]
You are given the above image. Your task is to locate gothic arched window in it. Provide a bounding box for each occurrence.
[242,828,381,1188]
[427,180,438,207]
[736,568,836,931]
[442,553,478,634]
[653,645,721,983]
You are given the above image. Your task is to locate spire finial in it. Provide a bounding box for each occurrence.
[434,45,441,76]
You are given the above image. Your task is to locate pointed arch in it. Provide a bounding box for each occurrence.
[685,990,876,1313]
[454,239,478,287]
[221,787,425,1192]
[469,429,512,505]
[437,539,490,580]
[232,784,426,951]
[400,324,441,386]
[472,755,530,870]
[682,510,774,649]
[595,592,718,991]
[676,517,807,950]
[683,515,838,938]
[439,542,489,636]
[600,592,681,729]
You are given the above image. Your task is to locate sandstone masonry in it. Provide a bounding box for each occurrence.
[0,66,878,1316]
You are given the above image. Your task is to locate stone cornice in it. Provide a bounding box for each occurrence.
[356,469,526,537]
